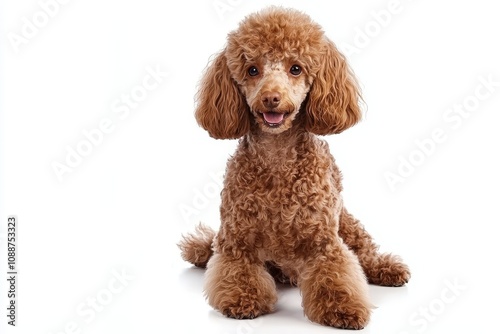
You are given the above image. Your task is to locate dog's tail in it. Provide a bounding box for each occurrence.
[178,223,216,268]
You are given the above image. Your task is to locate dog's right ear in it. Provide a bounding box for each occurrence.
[195,51,250,139]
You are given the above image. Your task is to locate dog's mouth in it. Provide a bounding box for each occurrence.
[259,111,290,127]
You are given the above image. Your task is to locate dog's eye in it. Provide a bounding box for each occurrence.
[248,66,259,76]
[290,65,302,76]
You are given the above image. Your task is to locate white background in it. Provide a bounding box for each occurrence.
[1,0,499,333]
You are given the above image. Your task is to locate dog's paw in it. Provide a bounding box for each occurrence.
[320,308,370,330]
[205,254,278,320]
[307,294,371,330]
[220,297,272,320]
[304,285,371,330]
[367,254,411,287]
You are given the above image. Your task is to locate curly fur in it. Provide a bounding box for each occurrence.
[179,7,410,329]
[179,223,215,268]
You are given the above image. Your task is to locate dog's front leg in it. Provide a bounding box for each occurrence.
[204,252,278,319]
[300,241,372,329]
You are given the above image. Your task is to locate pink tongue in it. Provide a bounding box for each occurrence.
[263,112,284,124]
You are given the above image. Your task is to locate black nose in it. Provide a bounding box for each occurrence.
[261,92,281,109]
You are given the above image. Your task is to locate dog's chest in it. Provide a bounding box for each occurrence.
[221,138,342,233]
[218,137,344,259]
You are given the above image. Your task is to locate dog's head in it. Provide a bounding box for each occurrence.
[195,7,362,139]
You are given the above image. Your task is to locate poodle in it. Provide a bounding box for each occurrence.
[179,7,410,329]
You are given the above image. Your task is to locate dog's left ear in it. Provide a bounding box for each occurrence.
[305,38,362,135]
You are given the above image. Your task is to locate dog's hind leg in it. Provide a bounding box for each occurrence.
[338,207,411,286]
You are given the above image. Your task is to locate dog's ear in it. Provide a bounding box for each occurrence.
[305,39,362,135]
[195,51,250,139]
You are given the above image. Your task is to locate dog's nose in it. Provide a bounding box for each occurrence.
[261,92,281,109]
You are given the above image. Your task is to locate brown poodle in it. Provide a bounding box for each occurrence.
[179,7,410,329]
